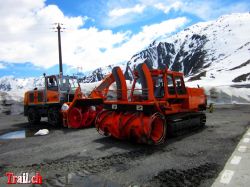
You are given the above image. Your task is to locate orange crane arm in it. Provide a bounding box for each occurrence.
[89,73,115,99]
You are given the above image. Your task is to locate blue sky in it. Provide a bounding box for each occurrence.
[0,0,249,78]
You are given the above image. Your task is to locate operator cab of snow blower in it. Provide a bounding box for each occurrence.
[24,74,78,126]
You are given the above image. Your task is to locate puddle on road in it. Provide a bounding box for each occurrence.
[0,129,37,140]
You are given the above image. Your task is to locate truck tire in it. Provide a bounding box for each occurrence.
[200,113,206,127]
[27,108,41,125]
[48,107,62,127]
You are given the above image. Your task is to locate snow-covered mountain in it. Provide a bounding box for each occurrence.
[83,13,250,86]
[0,12,250,110]
[0,76,43,114]
[0,76,43,100]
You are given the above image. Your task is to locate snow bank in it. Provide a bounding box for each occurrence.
[204,86,250,104]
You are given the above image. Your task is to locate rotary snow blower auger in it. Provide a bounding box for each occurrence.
[61,73,115,128]
[95,62,207,145]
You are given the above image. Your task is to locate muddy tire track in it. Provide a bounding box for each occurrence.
[1,147,175,176]
[145,163,219,187]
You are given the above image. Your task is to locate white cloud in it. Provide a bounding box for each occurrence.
[105,3,147,27]
[150,0,250,20]
[154,2,182,14]
[109,4,146,17]
[0,63,6,69]
[98,0,250,30]
[141,17,188,40]
[0,0,188,73]
[0,0,87,69]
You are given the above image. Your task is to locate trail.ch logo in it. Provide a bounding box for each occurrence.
[5,172,42,184]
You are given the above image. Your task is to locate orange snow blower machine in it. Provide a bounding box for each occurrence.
[61,74,115,128]
[95,62,207,145]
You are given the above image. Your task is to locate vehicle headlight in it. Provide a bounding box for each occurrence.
[61,103,69,111]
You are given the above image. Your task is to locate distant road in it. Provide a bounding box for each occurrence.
[231,84,250,88]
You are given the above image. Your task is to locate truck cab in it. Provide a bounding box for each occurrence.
[24,74,78,126]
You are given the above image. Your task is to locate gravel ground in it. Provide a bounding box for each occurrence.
[0,104,249,187]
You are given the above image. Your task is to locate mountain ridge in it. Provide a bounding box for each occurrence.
[79,13,250,86]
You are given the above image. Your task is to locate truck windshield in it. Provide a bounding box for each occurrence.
[59,77,78,91]
[69,78,78,88]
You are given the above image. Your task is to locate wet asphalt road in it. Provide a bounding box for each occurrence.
[0,104,249,187]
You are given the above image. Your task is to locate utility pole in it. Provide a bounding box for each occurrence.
[56,23,63,76]
[52,23,65,76]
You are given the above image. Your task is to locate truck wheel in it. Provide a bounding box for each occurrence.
[200,113,206,127]
[48,108,62,127]
[27,108,41,125]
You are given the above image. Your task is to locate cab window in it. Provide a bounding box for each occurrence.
[59,78,70,91]
[167,75,175,95]
[174,76,186,95]
[47,77,58,91]
[153,76,164,98]
[69,78,78,88]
